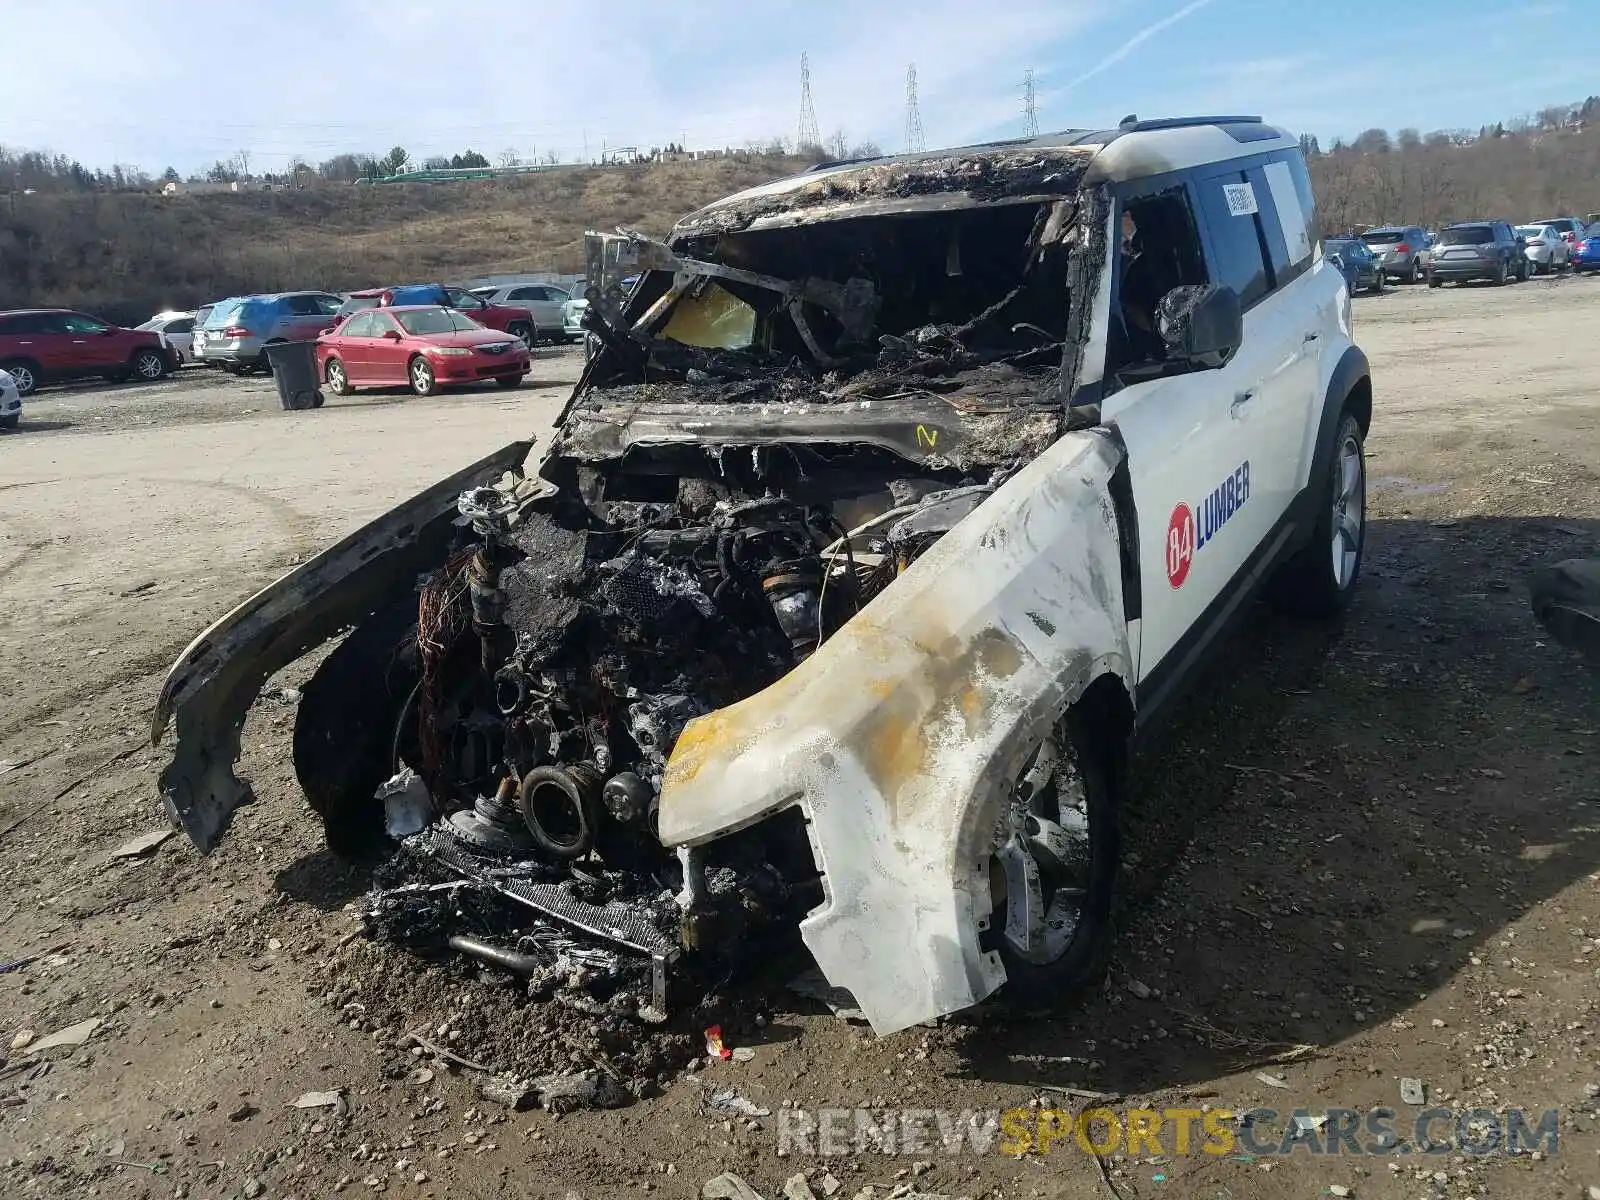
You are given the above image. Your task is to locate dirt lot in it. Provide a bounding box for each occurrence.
[2,279,1599,1200]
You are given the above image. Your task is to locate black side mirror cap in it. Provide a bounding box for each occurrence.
[1157,284,1243,367]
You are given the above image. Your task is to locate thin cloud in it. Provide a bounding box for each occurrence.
[1061,0,1221,91]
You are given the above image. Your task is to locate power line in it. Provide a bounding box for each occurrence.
[903,63,925,154]
[798,52,820,150]
[1023,69,1040,137]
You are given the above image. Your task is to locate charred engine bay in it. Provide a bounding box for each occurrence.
[297,187,1095,1061]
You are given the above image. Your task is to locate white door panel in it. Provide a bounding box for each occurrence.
[1103,350,1267,682]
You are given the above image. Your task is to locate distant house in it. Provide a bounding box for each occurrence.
[160,179,262,196]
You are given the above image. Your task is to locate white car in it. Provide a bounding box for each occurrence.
[0,366,20,429]
[475,283,574,344]
[154,115,1371,1035]
[137,311,199,365]
[561,294,588,341]
[1516,225,1571,275]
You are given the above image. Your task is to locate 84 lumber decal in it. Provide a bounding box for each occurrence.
[1166,462,1251,589]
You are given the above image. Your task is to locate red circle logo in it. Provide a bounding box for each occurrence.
[1166,503,1195,589]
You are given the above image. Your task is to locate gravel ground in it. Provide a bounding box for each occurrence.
[2,279,1599,1200]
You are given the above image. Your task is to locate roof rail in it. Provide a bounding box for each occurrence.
[1118,115,1263,132]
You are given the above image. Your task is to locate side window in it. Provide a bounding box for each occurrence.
[1196,171,1270,308]
[167,318,194,335]
[369,313,400,336]
[59,312,111,334]
[316,295,344,316]
[286,294,322,316]
[1108,185,1209,376]
[1255,159,1314,286]
[342,312,375,338]
[509,288,535,301]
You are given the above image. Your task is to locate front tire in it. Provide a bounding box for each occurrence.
[0,414,18,430]
[494,374,523,389]
[507,322,535,351]
[408,355,438,396]
[295,599,420,859]
[987,706,1122,1007]
[132,348,167,382]
[325,358,352,396]
[1427,274,1442,288]
[2,360,40,397]
[1407,258,1422,283]
[1273,411,1366,617]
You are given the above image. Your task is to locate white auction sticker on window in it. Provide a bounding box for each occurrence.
[1222,182,1258,216]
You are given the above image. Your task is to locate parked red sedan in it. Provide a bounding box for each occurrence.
[316,306,530,397]
[337,284,537,348]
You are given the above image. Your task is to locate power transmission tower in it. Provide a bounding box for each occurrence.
[1023,69,1040,137]
[798,53,820,150]
[903,63,926,153]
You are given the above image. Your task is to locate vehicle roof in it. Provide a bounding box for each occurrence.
[1362,225,1416,233]
[672,116,1298,236]
[0,307,78,316]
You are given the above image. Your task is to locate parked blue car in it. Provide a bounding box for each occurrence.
[1574,224,1600,274]
[1326,238,1386,294]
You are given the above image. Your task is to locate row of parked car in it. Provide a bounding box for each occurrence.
[1325,215,1600,293]
[0,279,593,408]
[176,281,588,377]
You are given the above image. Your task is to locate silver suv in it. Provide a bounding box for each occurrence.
[1360,225,1430,282]
[196,292,344,373]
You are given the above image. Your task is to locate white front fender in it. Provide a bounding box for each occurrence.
[658,428,1133,1033]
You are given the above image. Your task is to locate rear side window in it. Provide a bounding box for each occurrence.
[167,318,195,334]
[204,299,247,328]
[1196,171,1270,308]
[286,294,324,316]
[1252,159,1314,287]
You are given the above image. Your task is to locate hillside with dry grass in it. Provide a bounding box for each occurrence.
[0,154,811,324]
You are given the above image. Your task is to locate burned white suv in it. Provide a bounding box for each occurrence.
[154,115,1370,1035]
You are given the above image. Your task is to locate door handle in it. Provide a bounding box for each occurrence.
[1230,390,1257,418]
[1302,331,1320,343]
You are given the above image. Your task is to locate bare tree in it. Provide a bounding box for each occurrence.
[499,147,521,168]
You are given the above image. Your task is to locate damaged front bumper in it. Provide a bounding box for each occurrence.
[151,441,534,852]
[656,430,1132,1034]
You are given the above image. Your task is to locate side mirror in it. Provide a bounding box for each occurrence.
[1328,253,1346,269]
[103,326,118,335]
[1157,284,1242,367]
[383,330,402,341]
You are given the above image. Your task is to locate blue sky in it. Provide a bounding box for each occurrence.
[0,0,1590,175]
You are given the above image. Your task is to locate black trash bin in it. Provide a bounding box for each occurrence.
[264,340,324,411]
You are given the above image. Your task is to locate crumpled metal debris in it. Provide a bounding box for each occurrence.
[24,1017,101,1055]
[533,1069,630,1113]
[695,1079,771,1118]
[107,829,175,861]
[702,1173,766,1200]
[378,769,433,838]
